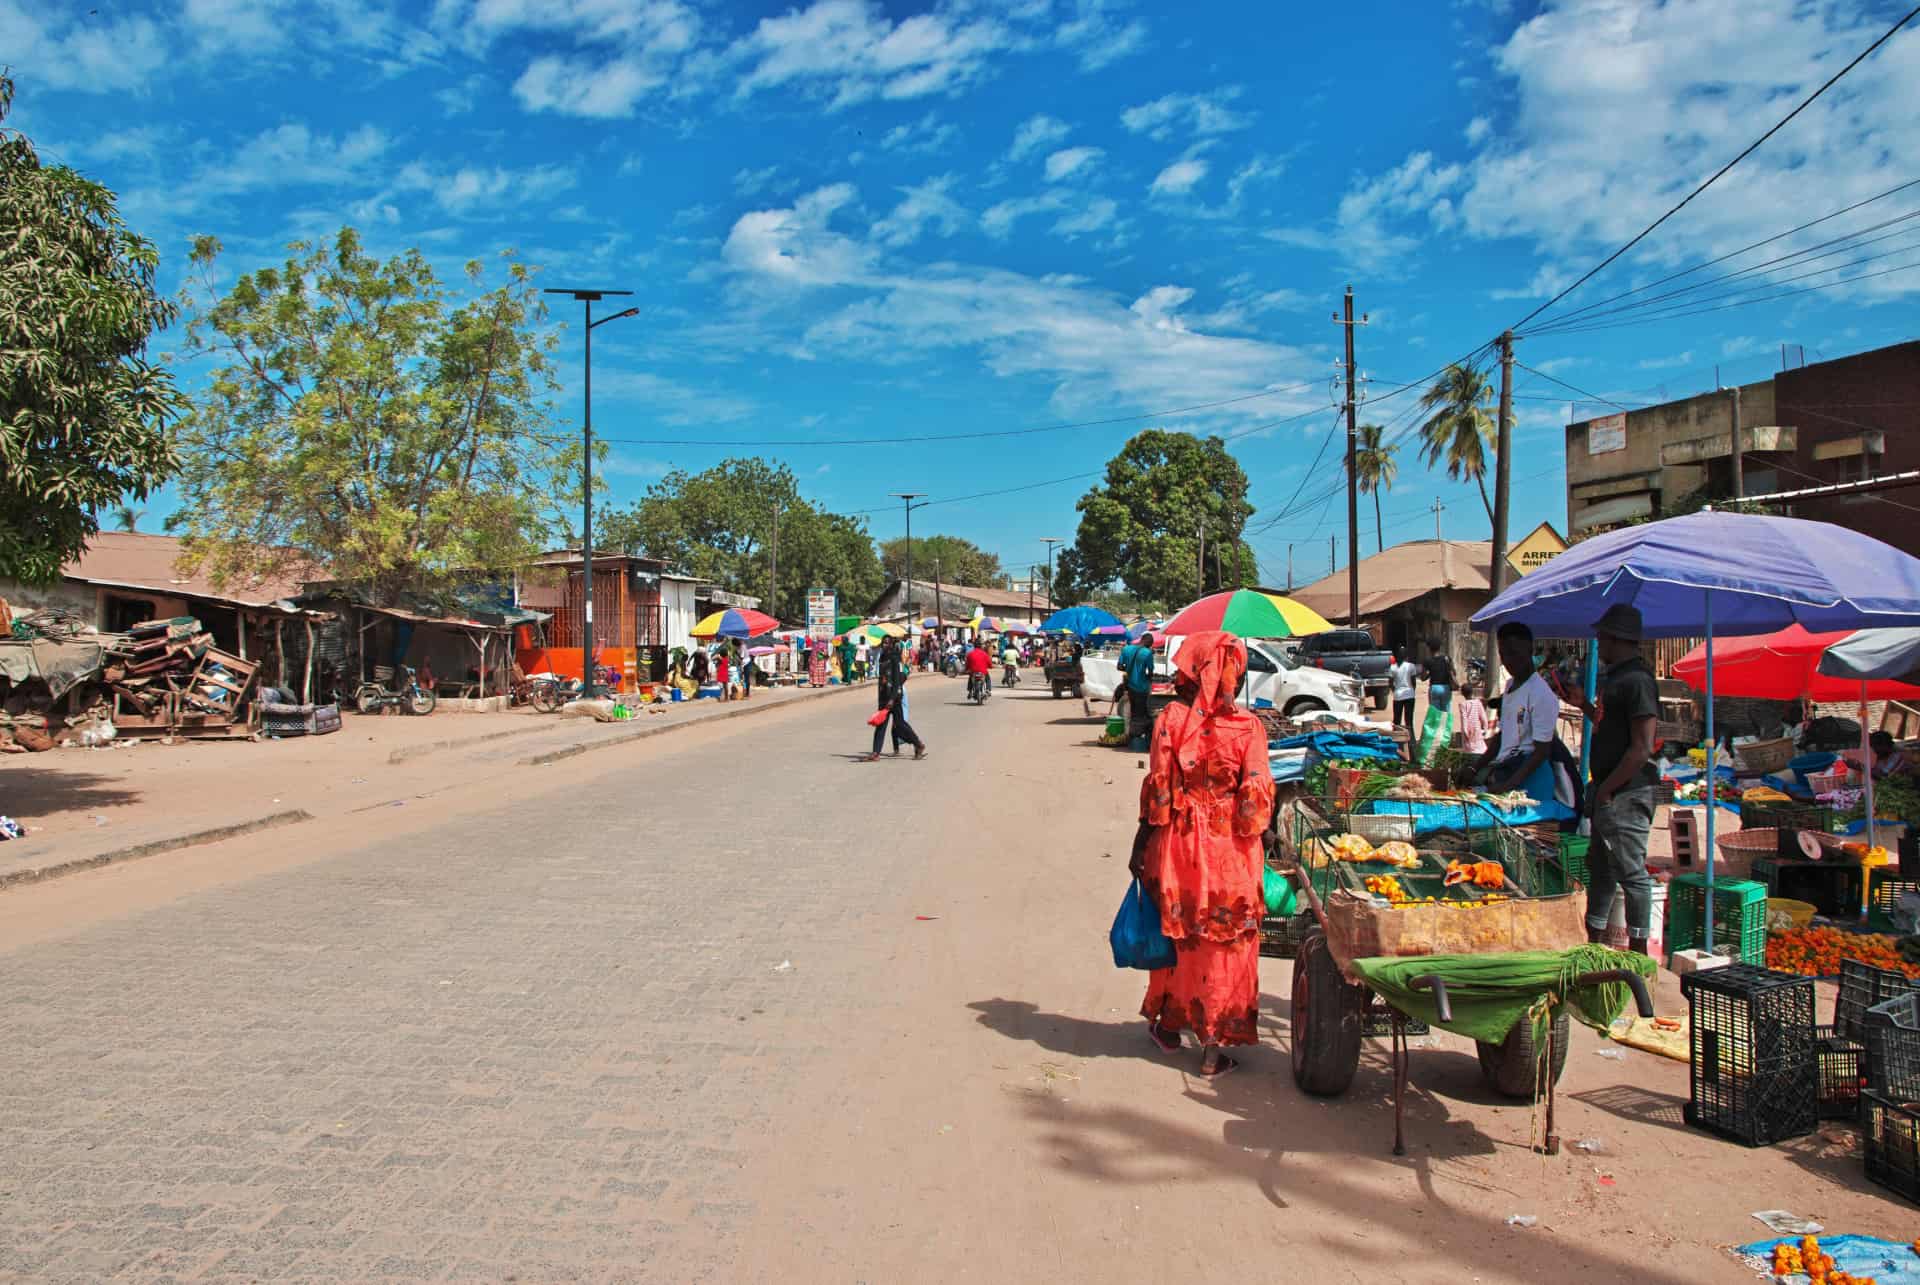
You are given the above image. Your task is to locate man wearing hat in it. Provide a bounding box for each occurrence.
[1563,604,1662,954]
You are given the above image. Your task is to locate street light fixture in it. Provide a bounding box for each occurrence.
[546,287,638,696]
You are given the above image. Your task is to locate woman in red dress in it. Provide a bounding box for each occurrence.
[1128,630,1275,1076]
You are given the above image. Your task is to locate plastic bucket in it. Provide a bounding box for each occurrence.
[1106,715,1125,740]
[1766,898,1818,933]
[1602,881,1669,953]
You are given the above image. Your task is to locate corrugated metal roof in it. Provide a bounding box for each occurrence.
[62,533,315,608]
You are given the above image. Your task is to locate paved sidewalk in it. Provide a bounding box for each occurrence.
[0,682,861,888]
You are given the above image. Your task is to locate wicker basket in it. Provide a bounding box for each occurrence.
[1808,767,1854,796]
[1736,737,1795,775]
[1716,827,1783,876]
[1346,812,1414,845]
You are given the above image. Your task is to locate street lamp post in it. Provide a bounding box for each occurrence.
[890,492,927,622]
[546,287,638,697]
[1039,537,1063,616]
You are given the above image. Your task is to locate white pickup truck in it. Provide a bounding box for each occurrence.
[1081,639,1364,719]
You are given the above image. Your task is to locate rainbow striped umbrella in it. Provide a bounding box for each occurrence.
[1162,590,1333,640]
[691,607,781,639]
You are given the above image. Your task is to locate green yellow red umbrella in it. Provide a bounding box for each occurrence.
[1161,590,1334,639]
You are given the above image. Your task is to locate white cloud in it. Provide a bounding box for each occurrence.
[201,123,395,194]
[1149,157,1208,196]
[1008,113,1072,160]
[1044,146,1103,182]
[514,54,672,118]
[1638,351,1695,370]
[723,183,877,285]
[1054,196,1118,238]
[982,193,1067,239]
[0,2,169,93]
[1464,114,1492,145]
[870,175,968,248]
[435,73,490,116]
[433,0,701,116]
[592,371,757,426]
[718,185,1318,420]
[881,111,960,153]
[734,165,781,195]
[729,0,1011,110]
[1120,88,1251,142]
[395,161,578,213]
[1056,0,1147,71]
[1266,150,1462,270]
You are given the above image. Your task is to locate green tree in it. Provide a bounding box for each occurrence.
[1055,429,1254,606]
[111,504,145,533]
[1346,422,1398,552]
[0,74,187,585]
[169,230,570,601]
[879,535,1002,589]
[598,457,883,622]
[1416,363,1496,523]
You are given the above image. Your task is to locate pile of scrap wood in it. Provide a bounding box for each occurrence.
[0,616,115,753]
[107,618,260,741]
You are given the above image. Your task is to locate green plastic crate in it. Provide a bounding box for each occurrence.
[1666,874,1768,966]
[1531,834,1591,897]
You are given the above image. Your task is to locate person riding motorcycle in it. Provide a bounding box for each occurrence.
[965,641,994,702]
[1000,638,1021,687]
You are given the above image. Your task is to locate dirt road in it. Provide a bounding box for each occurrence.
[0,676,1906,1283]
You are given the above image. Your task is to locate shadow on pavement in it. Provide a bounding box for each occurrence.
[0,767,141,819]
[1567,1082,1689,1133]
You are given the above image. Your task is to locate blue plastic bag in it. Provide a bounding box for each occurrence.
[1110,878,1177,970]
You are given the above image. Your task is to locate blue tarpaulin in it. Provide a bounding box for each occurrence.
[1736,1236,1920,1284]
[1361,796,1572,837]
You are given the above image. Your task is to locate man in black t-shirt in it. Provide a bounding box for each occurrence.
[1423,642,1455,714]
[1561,603,1660,954]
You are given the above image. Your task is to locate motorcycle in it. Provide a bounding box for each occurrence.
[355,665,437,716]
[1001,662,1021,688]
[527,664,621,712]
[967,671,991,704]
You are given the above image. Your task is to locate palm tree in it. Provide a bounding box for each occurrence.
[1346,423,1398,552]
[110,504,144,533]
[1416,363,1496,523]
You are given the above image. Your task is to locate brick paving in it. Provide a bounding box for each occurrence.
[0,683,926,1283]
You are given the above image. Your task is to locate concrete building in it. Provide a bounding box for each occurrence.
[1564,338,1920,554]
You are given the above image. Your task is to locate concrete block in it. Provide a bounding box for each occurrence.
[1669,948,1731,977]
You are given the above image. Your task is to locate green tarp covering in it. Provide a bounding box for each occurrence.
[1350,945,1657,1046]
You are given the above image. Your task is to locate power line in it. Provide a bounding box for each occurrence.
[1508,3,1920,335]
[594,378,1324,448]
[1522,209,1920,337]
[1529,256,1920,338]
[1513,363,1636,413]
[1516,177,1920,334]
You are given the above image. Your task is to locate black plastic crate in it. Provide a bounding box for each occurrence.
[1750,857,1864,918]
[1681,964,1818,1146]
[1744,800,1833,836]
[1868,877,1920,934]
[1814,1041,1867,1120]
[1863,991,1920,1102]
[1862,1091,1920,1205]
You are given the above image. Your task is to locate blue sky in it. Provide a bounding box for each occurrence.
[12,0,1920,590]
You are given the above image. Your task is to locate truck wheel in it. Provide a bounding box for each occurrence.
[1372,690,1388,711]
[1284,697,1327,718]
[1052,683,1065,698]
[1291,932,1365,1097]
[1475,1010,1571,1099]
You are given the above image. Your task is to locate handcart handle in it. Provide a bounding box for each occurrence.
[1570,968,1655,1018]
[1407,973,1453,1025]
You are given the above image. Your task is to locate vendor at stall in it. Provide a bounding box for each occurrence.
[1467,622,1577,820]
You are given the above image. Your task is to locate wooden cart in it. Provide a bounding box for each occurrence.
[1274,827,1653,1155]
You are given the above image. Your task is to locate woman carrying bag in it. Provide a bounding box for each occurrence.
[1126,630,1274,1076]
[862,637,926,762]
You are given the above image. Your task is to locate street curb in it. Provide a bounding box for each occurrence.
[0,808,316,891]
[519,682,866,767]
[385,720,560,764]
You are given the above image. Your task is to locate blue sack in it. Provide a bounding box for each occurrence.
[1110,878,1177,970]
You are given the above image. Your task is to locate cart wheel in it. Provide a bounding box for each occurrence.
[1475,1010,1571,1099]
[1073,684,1085,699]
[1052,683,1065,698]
[1290,932,1365,1097]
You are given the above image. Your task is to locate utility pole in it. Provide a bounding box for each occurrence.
[1491,329,1515,596]
[891,492,927,620]
[1431,498,1445,541]
[756,503,771,618]
[1196,516,1207,598]
[1028,566,1036,623]
[1040,537,1064,613]
[1287,544,1294,593]
[544,287,638,697]
[1329,534,1336,579]
[933,558,944,627]
[1728,384,1745,499]
[1335,286,1367,627]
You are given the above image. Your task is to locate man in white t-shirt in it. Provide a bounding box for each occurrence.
[1389,649,1419,733]
[1471,621,1560,796]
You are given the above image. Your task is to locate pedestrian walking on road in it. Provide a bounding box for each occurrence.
[1390,648,1418,733]
[1129,630,1274,1076]
[1423,641,1454,714]
[864,636,926,762]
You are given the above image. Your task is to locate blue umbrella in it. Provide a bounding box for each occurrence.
[1472,509,1920,951]
[1039,605,1122,639]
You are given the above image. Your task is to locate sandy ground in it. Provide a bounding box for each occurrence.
[0,675,1909,1283]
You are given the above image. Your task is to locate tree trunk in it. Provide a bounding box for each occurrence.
[1374,490,1384,552]
[1476,471,1494,525]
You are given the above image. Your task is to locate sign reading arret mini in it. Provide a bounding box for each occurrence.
[1506,521,1568,576]
[1587,412,1627,455]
